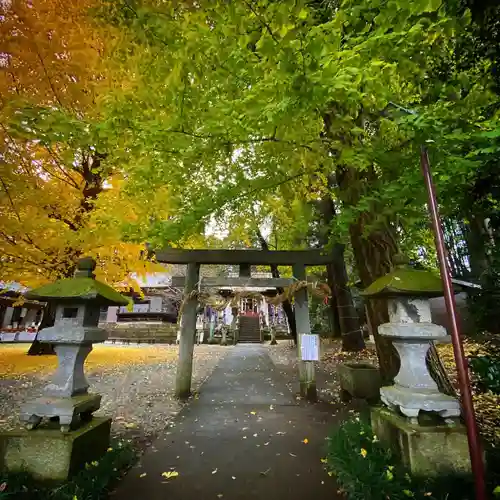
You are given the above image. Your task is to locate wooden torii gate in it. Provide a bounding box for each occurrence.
[156,248,340,401]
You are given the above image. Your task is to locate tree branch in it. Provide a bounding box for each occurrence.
[166,128,316,151]
[242,0,279,44]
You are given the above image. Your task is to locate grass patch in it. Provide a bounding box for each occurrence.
[0,439,137,499]
[325,416,479,500]
[0,345,178,377]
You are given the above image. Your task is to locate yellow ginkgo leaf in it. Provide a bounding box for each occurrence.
[302,438,309,444]
[320,458,328,464]
[161,471,179,479]
[360,448,367,458]
[250,411,256,415]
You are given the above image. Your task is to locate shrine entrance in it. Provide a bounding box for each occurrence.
[156,247,340,401]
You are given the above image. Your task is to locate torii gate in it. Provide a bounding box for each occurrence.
[156,248,340,401]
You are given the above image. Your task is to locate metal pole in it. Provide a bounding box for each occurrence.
[420,146,486,500]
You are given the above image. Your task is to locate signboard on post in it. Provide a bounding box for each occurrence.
[300,333,319,361]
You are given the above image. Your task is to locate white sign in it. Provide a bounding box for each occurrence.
[300,333,319,361]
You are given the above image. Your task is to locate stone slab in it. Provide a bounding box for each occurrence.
[0,416,111,481]
[39,325,107,344]
[370,406,471,477]
[21,394,101,431]
[380,385,461,419]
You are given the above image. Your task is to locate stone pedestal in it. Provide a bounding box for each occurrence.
[0,417,111,482]
[21,394,101,433]
[20,324,107,432]
[371,406,471,477]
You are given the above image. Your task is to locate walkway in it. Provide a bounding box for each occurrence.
[114,345,341,499]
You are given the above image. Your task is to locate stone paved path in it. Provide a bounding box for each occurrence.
[114,345,341,499]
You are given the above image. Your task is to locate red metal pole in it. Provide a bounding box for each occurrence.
[420,146,486,500]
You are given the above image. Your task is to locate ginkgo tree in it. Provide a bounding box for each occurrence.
[0,0,168,288]
[96,0,500,376]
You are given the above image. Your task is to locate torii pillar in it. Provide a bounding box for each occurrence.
[293,263,317,401]
[175,262,200,398]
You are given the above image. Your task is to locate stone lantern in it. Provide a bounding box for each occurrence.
[21,257,129,433]
[361,257,470,476]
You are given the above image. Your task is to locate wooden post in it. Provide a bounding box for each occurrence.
[292,263,317,401]
[175,262,200,398]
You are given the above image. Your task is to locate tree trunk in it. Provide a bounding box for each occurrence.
[468,214,490,280]
[330,246,365,351]
[343,169,401,382]
[315,182,363,347]
[326,264,342,337]
[28,303,56,355]
[256,231,297,344]
[427,343,457,397]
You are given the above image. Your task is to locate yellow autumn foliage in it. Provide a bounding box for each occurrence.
[0,344,177,378]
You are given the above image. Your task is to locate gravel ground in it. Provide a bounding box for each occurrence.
[0,344,229,447]
[265,339,378,403]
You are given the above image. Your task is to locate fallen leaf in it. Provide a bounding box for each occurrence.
[320,458,328,464]
[140,473,147,478]
[260,468,271,476]
[161,471,179,479]
[289,453,296,457]
[250,411,256,415]
[302,438,309,444]
[232,476,236,480]
[217,495,223,499]
[212,468,218,474]
[264,442,269,446]
[124,423,136,429]
[253,433,258,437]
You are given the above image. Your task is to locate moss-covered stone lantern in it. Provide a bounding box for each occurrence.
[361,257,472,477]
[362,256,460,420]
[21,257,128,433]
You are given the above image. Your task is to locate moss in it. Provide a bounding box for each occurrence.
[26,278,129,306]
[361,267,446,298]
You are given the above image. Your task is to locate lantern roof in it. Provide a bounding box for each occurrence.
[26,257,129,306]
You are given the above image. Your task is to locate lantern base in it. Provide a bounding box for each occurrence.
[371,406,471,477]
[0,417,111,482]
[380,384,460,421]
[20,393,101,433]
